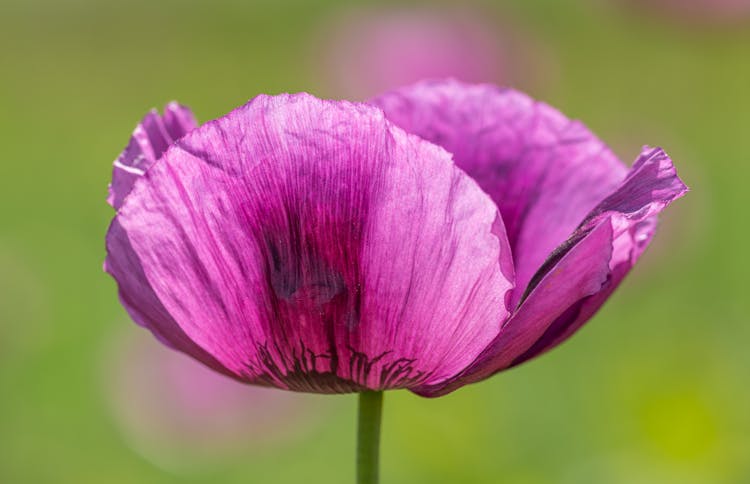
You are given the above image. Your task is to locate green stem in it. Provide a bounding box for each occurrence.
[356,391,383,484]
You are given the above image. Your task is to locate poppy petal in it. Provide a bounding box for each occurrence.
[416,147,686,396]
[108,103,197,209]
[113,94,514,392]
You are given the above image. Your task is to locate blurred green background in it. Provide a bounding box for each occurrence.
[1,0,748,482]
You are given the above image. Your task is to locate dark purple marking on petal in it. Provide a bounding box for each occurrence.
[413,218,615,397]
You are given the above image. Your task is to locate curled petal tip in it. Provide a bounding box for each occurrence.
[582,146,688,233]
[107,103,198,210]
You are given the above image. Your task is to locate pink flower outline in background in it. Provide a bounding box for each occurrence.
[314,6,553,99]
[105,326,330,473]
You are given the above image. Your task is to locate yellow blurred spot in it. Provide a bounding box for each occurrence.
[639,390,719,462]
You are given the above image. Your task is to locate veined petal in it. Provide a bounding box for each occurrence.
[506,147,687,364]
[114,94,514,393]
[105,103,228,377]
[416,147,687,397]
[371,79,628,307]
[320,7,509,99]
[104,220,237,379]
[415,218,614,396]
[108,102,197,209]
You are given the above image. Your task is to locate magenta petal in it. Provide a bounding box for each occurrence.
[104,220,235,378]
[415,219,614,397]
[507,147,687,364]
[371,79,628,307]
[107,103,197,209]
[105,103,228,376]
[416,146,687,397]
[113,94,514,392]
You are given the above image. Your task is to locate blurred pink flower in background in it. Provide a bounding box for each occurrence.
[105,327,332,473]
[314,6,552,99]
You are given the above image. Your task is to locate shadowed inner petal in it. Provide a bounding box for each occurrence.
[413,147,686,397]
[371,80,628,306]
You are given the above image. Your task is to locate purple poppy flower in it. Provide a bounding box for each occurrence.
[105,80,686,398]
